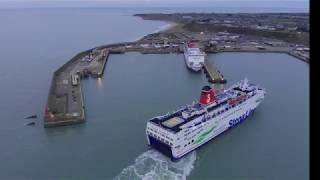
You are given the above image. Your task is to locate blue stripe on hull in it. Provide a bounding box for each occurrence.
[172,109,256,161]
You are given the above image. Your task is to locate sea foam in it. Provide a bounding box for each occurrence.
[113,150,196,180]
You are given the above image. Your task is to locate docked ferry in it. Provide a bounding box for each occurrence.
[146,79,265,161]
[183,41,205,72]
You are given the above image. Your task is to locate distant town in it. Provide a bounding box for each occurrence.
[137,13,308,30]
[135,13,309,62]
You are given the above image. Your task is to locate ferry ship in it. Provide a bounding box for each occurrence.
[146,79,265,161]
[183,41,205,72]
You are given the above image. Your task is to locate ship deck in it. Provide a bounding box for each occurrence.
[149,82,259,133]
[149,91,233,133]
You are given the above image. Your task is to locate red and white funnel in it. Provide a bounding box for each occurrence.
[199,86,216,105]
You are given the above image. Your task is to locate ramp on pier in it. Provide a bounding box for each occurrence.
[203,59,227,84]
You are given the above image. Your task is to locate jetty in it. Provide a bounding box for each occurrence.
[203,59,227,84]
[44,31,308,128]
[44,47,111,127]
[44,42,183,128]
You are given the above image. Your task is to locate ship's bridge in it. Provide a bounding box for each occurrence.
[187,48,205,56]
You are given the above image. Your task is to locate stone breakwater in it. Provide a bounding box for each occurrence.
[44,32,308,128]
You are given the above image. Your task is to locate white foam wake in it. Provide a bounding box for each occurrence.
[113,150,197,180]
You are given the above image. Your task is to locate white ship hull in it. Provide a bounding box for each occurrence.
[170,93,263,160]
[184,52,204,72]
[146,79,265,161]
[183,44,205,72]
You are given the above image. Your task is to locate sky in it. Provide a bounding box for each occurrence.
[0,0,309,10]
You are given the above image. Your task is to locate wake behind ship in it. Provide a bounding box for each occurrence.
[146,79,265,161]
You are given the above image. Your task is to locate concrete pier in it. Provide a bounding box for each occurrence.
[90,49,109,77]
[44,48,108,127]
[44,32,308,128]
[203,59,227,84]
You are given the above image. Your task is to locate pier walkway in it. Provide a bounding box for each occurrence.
[44,48,108,127]
[203,59,227,84]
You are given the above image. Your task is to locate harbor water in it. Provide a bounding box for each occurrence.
[0,8,308,180]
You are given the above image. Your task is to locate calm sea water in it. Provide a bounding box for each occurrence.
[191,53,309,179]
[103,52,308,180]
[0,8,167,179]
[0,8,308,180]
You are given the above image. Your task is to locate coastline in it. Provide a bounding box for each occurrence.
[155,22,178,33]
[134,13,309,46]
[134,22,177,41]
[44,12,309,127]
[0,8,309,180]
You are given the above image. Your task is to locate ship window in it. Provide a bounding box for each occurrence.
[192,140,194,142]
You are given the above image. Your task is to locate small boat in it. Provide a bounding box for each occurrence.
[25,122,35,126]
[24,114,37,119]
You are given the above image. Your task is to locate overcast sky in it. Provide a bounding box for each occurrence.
[0,0,308,1]
[0,0,309,9]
